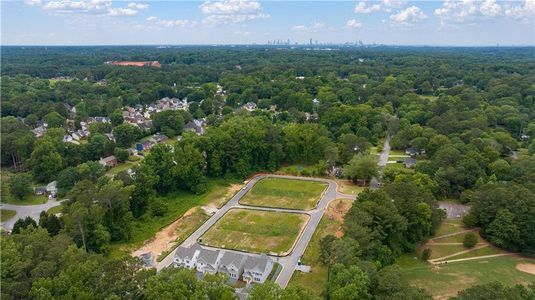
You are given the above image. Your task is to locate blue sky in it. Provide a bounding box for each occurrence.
[2,0,534,46]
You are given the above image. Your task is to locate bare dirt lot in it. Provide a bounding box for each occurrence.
[325,199,353,238]
[516,263,535,275]
[132,207,209,260]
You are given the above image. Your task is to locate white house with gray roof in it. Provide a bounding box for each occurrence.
[242,254,273,284]
[174,244,201,269]
[196,248,222,274]
[218,251,247,280]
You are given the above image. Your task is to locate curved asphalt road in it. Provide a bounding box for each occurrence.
[156,174,355,288]
[0,199,65,231]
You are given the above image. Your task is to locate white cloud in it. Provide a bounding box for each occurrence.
[480,0,501,16]
[28,0,144,17]
[108,7,137,16]
[503,0,535,21]
[200,0,269,25]
[434,0,479,24]
[127,2,148,10]
[146,16,194,28]
[382,0,407,8]
[25,0,42,6]
[390,5,427,25]
[355,2,381,13]
[355,0,408,13]
[42,0,112,13]
[346,19,362,28]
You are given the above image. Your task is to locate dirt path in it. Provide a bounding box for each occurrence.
[431,253,513,265]
[516,263,535,275]
[432,229,477,240]
[132,207,198,259]
[429,245,489,263]
[431,242,486,246]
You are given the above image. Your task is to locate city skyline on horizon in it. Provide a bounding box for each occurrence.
[2,0,534,46]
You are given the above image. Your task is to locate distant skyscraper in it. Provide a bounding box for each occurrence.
[309,38,313,45]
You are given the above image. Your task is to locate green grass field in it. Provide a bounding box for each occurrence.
[336,179,365,196]
[290,199,352,296]
[397,219,535,298]
[106,161,138,177]
[201,209,308,255]
[47,205,64,215]
[107,178,238,257]
[397,255,535,299]
[240,178,327,210]
[1,171,48,205]
[1,209,16,222]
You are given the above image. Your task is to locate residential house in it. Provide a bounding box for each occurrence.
[99,155,117,168]
[196,248,222,275]
[404,157,417,168]
[34,187,47,195]
[243,102,257,111]
[174,244,201,269]
[46,181,57,197]
[127,148,138,156]
[242,254,273,284]
[153,134,169,144]
[142,140,155,151]
[71,132,81,141]
[32,126,46,138]
[218,251,247,280]
[184,119,205,135]
[63,135,73,143]
[405,147,425,156]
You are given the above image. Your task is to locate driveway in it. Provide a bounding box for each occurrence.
[370,135,390,189]
[156,174,354,288]
[0,199,65,231]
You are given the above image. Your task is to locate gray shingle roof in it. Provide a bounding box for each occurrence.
[197,248,220,265]
[243,254,271,273]
[175,244,200,260]
[220,251,247,268]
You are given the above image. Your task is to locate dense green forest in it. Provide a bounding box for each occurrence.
[1,46,534,299]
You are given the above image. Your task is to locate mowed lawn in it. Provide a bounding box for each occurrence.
[1,209,16,222]
[397,255,535,299]
[201,209,309,255]
[240,178,327,210]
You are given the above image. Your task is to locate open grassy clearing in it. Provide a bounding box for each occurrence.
[1,171,48,205]
[434,232,480,243]
[47,205,64,215]
[427,244,467,259]
[335,179,365,196]
[201,209,309,255]
[106,161,139,177]
[437,245,507,261]
[290,199,353,296]
[435,222,467,237]
[398,218,535,298]
[240,177,327,210]
[108,178,239,257]
[397,254,535,299]
[1,209,16,222]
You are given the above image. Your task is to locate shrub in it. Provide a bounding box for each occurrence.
[463,232,478,248]
[421,248,431,260]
